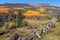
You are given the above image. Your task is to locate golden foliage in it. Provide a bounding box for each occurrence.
[2,22,15,30]
[8,22,15,29]
[23,10,40,17]
[38,14,48,17]
[38,8,46,12]
[0,7,24,15]
[0,7,10,14]
[13,11,18,15]
[23,10,48,17]
[0,7,48,17]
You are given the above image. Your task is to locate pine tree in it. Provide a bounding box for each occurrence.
[15,10,25,28]
[57,15,60,22]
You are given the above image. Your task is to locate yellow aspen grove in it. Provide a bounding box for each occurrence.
[22,10,40,17]
[23,10,48,17]
[13,11,18,15]
[38,8,46,12]
[0,7,10,14]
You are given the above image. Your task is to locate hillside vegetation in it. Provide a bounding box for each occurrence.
[0,4,60,40]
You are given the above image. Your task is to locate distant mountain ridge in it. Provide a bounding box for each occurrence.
[0,3,60,8]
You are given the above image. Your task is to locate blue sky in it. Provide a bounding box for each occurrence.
[0,0,60,7]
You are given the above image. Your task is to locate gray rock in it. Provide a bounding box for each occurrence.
[21,37,27,40]
[17,37,22,40]
[25,33,34,40]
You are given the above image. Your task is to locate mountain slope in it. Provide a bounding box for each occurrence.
[0,3,60,17]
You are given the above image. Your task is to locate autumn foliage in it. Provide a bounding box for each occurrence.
[38,8,46,12]
[13,11,18,15]
[0,7,10,14]
[0,7,19,15]
[0,7,48,17]
[23,10,48,17]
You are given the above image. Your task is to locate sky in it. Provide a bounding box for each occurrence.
[0,0,60,7]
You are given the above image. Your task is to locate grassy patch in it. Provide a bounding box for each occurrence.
[41,22,60,40]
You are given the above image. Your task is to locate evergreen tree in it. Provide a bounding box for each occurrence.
[57,15,60,22]
[15,10,25,28]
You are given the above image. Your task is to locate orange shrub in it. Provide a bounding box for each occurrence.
[23,10,40,17]
[23,10,48,17]
[13,11,18,15]
[0,7,10,14]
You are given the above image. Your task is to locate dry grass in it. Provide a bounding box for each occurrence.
[0,19,60,40]
[42,22,60,40]
[16,27,33,37]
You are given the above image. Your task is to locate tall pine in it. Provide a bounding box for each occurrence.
[15,10,25,28]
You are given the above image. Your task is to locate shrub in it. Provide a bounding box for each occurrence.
[3,22,16,30]
[22,20,28,26]
[8,22,15,29]
[15,10,25,28]
[57,16,60,22]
